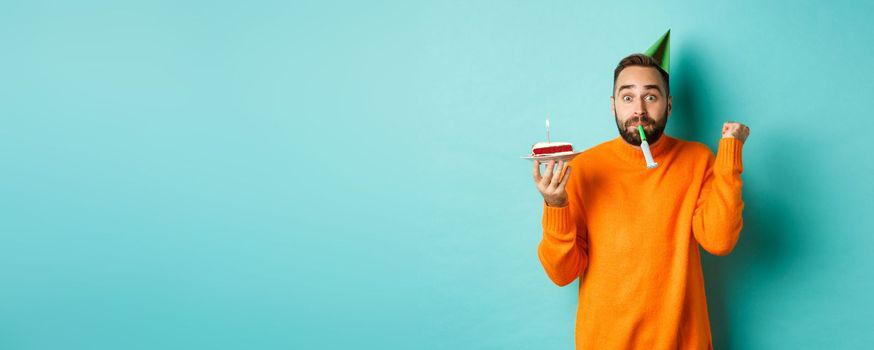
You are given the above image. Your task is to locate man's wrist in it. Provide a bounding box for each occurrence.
[545,199,568,208]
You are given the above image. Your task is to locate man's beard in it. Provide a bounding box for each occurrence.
[614,109,668,146]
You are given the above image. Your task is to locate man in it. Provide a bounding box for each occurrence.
[532,31,750,349]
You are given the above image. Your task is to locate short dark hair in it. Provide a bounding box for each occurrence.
[613,53,669,96]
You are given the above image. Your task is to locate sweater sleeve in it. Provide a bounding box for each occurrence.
[537,168,589,286]
[692,138,745,256]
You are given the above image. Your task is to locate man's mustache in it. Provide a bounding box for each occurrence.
[625,116,655,128]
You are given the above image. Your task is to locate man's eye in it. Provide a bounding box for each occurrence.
[623,96,632,102]
[646,95,656,101]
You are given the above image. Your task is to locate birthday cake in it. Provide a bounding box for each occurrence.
[531,142,573,156]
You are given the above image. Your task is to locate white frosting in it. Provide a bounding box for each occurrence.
[532,142,572,149]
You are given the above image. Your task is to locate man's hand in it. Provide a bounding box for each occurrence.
[533,159,571,207]
[722,121,750,143]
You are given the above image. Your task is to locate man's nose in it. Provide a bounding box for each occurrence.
[635,98,647,115]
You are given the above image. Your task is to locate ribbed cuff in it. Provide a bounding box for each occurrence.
[716,138,744,174]
[542,201,574,240]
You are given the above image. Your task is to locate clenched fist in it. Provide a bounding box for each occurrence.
[533,159,571,207]
[722,122,750,143]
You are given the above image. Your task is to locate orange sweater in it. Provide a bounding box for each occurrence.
[538,135,744,350]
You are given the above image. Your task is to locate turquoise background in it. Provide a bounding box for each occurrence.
[2,0,872,349]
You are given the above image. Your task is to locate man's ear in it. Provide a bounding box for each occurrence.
[610,95,615,115]
[667,95,672,116]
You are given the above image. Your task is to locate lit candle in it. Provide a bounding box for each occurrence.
[546,117,551,143]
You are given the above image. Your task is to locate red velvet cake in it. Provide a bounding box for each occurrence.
[531,142,573,156]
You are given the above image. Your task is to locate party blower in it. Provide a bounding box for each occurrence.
[638,125,658,169]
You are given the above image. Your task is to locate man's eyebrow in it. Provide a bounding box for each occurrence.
[643,84,663,94]
[617,84,663,94]
[617,84,635,92]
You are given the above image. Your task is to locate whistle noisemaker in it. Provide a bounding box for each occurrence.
[638,125,659,169]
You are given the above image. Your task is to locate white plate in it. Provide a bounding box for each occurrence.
[521,150,583,162]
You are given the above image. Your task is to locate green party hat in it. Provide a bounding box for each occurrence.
[644,29,670,75]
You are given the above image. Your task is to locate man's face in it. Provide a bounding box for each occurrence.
[611,66,672,146]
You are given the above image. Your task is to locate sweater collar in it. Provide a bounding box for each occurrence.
[611,133,676,165]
